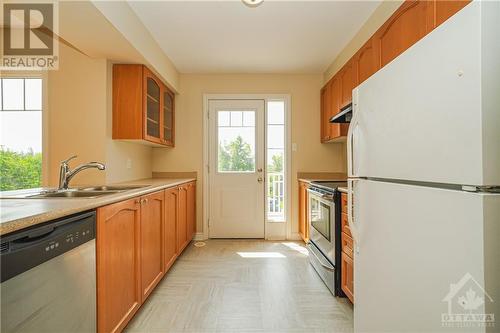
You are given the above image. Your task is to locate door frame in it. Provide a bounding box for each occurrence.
[202,94,292,240]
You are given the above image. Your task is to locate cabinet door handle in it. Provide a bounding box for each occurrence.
[134,199,141,204]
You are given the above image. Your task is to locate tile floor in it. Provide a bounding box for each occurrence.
[125,240,353,333]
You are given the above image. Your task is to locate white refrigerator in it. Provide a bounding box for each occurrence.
[346,1,499,332]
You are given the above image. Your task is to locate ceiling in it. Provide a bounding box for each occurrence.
[128,0,380,74]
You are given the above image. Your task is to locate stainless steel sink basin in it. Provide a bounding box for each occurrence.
[27,190,120,198]
[78,185,147,191]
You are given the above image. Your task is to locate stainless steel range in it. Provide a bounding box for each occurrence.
[306,181,346,296]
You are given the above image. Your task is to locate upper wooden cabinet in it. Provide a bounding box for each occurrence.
[354,38,380,85]
[375,0,434,68]
[320,0,470,143]
[113,64,175,147]
[434,0,470,27]
[339,59,358,109]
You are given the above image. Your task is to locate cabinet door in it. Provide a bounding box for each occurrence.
[434,0,470,27]
[355,38,380,85]
[320,83,332,142]
[143,67,162,144]
[341,252,354,303]
[97,199,141,333]
[164,187,178,271]
[177,185,189,252]
[140,191,164,301]
[298,181,309,242]
[328,76,348,140]
[339,59,358,108]
[376,0,434,68]
[162,88,175,147]
[186,182,196,242]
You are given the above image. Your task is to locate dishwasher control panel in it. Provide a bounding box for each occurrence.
[0,211,96,283]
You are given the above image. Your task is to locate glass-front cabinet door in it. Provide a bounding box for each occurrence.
[163,90,174,146]
[144,71,161,143]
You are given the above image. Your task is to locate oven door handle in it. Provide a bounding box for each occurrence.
[307,243,334,272]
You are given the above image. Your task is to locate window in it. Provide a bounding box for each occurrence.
[266,100,285,222]
[217,110,256,173]
[0,78,43,191]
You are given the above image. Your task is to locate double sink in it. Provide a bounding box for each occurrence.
[4,185,148,199]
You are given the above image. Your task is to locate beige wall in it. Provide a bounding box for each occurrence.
[47,43,152,186]
[152,74,346,238]
[323,0,402,83]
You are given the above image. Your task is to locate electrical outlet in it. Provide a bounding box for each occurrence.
[126,158,132,169]
[292,143,297,152]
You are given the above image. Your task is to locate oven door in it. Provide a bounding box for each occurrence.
[308,189,335,264]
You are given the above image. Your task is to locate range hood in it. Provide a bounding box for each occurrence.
[329,103,352,123]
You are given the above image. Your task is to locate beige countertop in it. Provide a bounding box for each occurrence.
[338,186,348,193]
[297,172,347,184]
[0,178,195,236]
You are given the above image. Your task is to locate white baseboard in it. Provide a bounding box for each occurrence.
[288,232,302,241]
[193,232,207,241]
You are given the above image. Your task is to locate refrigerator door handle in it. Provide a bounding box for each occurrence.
[347,179,360,253]
[347,88,360,178]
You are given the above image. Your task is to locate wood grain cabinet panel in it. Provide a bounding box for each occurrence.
[298,181,309,242]
[341,252,354,303]
[339,59,358,108]
[434,0,471,27]
[375,0,434,68]
[97,199,141,333]
[139,191,165,302]
[113,64,175,147]
[355,38,380,85]
[164,187,179,272]
[177,185,189,252]
[187,182,196,242]
[320,82,332,142]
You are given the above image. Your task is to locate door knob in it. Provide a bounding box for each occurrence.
[257,168,263,172]
[257,177,263,183]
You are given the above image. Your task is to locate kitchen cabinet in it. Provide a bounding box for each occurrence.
[298,181,309,242]
[375,0,434,68]
[434,0,470,27]
[355,38,380,85]
[97,198,141,333]
[96,181,196,333]
[340,192,354,303]
[164,187,179,272]
[140,191,165,301]
[113,64,175,147]
[187,182,196,241]
[341,252,354,303]
[320,81,332,142]
[177,184,189,252]
[339,59,358,109]
[319,0,470,143]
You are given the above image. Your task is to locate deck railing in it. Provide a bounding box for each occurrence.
[267,172,284,220]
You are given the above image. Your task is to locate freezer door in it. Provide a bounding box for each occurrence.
[353,179,498,332]
[352,1,500,186]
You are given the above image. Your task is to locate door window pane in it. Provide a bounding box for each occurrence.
[218,110,255,173]
[0,78,43,191]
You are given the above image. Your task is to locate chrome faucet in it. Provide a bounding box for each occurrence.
[58,155,106,190]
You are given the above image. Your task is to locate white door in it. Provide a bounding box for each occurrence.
[208,99,265,238]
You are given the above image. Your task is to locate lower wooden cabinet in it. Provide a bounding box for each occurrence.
[97,198,141,333]
[140,191,165,301]
[298,181,309,242]
[97,181,196,333]
[187,182,196,241]
[164,187,179,271]
[341,251,354,303]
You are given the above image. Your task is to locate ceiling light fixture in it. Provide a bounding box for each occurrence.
[242,0,264,8]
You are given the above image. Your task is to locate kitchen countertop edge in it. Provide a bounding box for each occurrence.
[0,178,196,236]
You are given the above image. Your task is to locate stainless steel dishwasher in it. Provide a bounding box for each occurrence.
[1,211,96,333]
